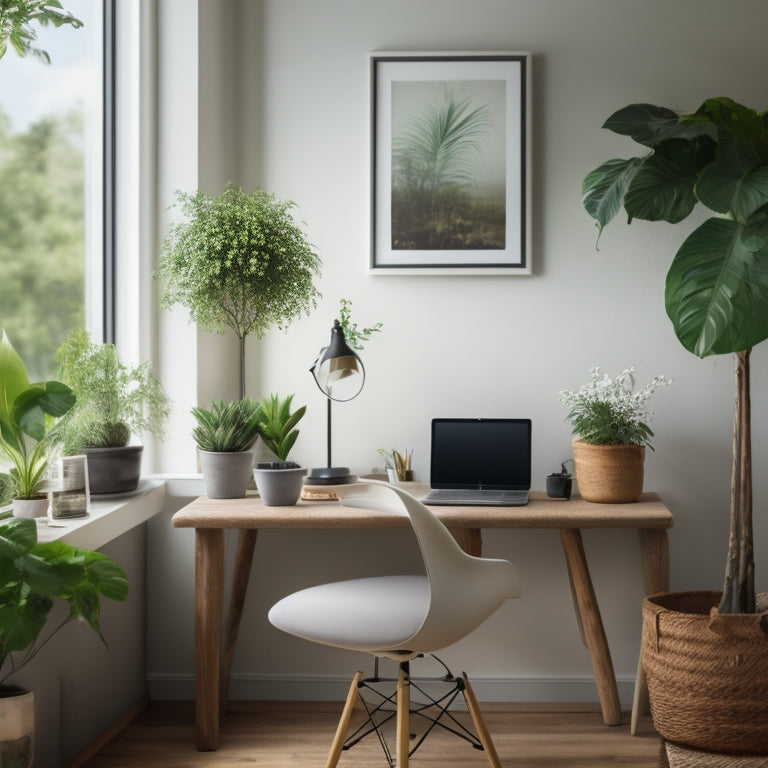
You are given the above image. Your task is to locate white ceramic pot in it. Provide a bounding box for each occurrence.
[0,687,34,768]
[12,497,49,519]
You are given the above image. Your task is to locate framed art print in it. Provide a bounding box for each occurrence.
[370,52,531,275]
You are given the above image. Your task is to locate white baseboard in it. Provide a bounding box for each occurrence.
[147,672,638,709]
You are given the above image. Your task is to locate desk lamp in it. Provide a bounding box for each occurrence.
[305,320,365,485]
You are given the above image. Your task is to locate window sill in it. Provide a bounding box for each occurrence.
[33,477,167,550]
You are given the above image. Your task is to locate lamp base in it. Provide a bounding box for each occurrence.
[304,467,358,486]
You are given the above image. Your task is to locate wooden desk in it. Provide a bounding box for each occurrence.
[172,483,673,751]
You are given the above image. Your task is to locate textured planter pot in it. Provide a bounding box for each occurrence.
[12,497,48,519]
[572,440,644,503]
[84,445,143,494]
[199,450,255,499]
[253,464,307,506]
[0,687,34,768]
[642,590,768,756]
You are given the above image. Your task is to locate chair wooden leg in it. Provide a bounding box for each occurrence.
[396,663,410,767]
[462,673,502,768]
[326,672,362,768]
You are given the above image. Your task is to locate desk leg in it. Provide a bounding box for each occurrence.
[449,527,482,557]
[220,529,259,708]
[195,528,224,751]
[560,528,622,726]
[631,528,670,735]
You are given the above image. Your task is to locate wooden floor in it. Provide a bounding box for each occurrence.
[78,701,667,767]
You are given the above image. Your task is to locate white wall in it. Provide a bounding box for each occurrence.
[147,0,768,705]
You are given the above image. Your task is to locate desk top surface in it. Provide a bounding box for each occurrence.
[172,481,673,531]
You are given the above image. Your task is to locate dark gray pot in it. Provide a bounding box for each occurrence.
[84,445,143,494]
[199,450,255,499]
[253,464,307,506]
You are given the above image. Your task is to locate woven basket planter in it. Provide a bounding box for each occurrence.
[642,591,768,756]
[572,440,644,503]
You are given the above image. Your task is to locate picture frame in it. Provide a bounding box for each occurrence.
[370,51,532,275]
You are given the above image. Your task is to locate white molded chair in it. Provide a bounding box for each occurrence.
[268,480,521,767]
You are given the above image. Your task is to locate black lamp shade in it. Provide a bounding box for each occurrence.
[310,321,365,402]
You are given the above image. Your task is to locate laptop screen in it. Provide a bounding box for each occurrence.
[430,418,532,490]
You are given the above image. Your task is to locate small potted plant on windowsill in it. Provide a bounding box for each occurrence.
[253,393,307,506]
[559,366,670,503]
[0,509,128,766]
[192,398,262,499]
[0,330,75,518]
[55,329,170,495]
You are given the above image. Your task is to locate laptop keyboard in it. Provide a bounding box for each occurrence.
[424,489,529,505]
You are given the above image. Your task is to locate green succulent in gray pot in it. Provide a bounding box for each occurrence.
[191,398,262,499]
[253,393,307,506]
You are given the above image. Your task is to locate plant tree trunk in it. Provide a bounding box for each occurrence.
[718,348,755,614]
[238,335,245,401]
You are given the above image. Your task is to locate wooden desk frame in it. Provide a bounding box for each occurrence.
[172,484,672,751]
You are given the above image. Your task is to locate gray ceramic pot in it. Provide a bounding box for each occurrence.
[199,450,255,499]
[84,445,143,494]
[253,463,307,506]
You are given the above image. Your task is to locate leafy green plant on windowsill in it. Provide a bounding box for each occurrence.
[0,329,75,502]
[55,329,170,453]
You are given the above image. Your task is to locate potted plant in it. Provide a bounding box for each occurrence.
[55,329,170,494]
[582,97,768,755]
[156,183,322,399]
[191,398,262,499]
[253,393,307,506]
[0,329,75,518]
[559,366,670,503]
[0,510,128,766]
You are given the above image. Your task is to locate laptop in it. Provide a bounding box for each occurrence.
[421,418,532,506]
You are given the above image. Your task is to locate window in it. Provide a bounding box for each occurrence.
[0,0,109,380]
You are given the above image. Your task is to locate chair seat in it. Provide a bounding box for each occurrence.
[268,574,429,653]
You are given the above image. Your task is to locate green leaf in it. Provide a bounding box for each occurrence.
[625,139,715,224]
[582,157,645,236]
[0,330,32,428]
[665,216,768,356]
[603,103,715,147]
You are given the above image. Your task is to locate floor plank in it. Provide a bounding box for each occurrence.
[79,701,666,767]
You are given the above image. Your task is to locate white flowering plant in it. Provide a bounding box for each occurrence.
[559,367,671,450]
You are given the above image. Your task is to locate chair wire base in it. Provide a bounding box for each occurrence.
[333,655,496,768]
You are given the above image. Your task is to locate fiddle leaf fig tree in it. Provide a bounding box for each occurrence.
[156,184,322,399]
[582,97,768,614]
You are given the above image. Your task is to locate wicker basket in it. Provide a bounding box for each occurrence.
[666,742,768,768]
[643,591,768,756]
[572,440,644,503]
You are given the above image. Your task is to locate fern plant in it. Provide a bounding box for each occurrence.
[257,394,306,464]
[191,399,262,453]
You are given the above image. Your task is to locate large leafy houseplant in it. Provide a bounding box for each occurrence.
[581,97,768,614]
[0,329,75,501]
[0,511,128,687]
[156,183,322,399]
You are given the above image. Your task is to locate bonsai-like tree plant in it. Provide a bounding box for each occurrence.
[55,329,170,453]
[0,329,75,502]
[156,183,322,399]
[582,97,768,614]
